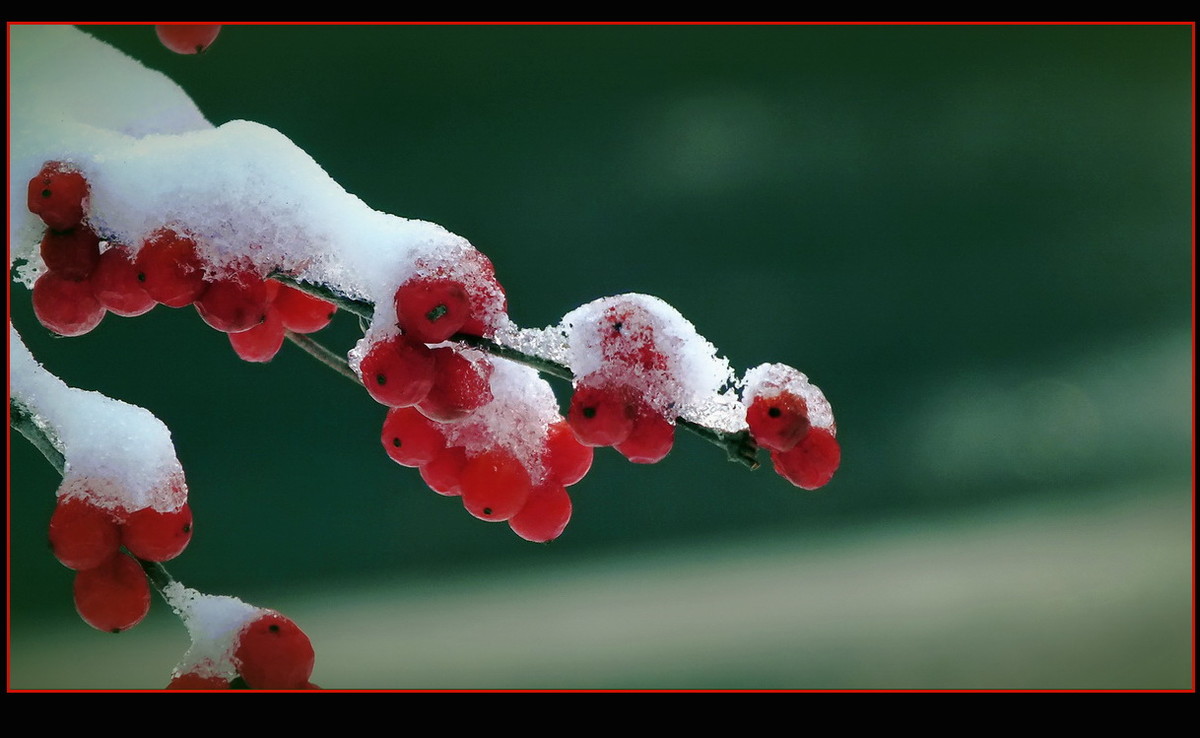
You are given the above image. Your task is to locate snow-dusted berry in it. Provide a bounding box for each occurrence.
[40,227,100,281]
[234,611,315,690]
[416,349,494,422]
[32,271,106,337]
[394,276,470,344]
[27,161,89,232]
[135,229,208,308]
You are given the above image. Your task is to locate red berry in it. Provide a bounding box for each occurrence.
[416,349,493,422]
[40,227,100,281]
[234,612,315,690]
[73,553,151,633]
[155,24,222,55]
[381,407,447,468]
[229,306,286,362]
[542,421,593,486]
[135,230,208,308]
[459,449,532,522]
[746,393,811,453]
[509,483,572,543]
[273,284,336,333]
[166,672,231,690]
[121,504,193,562]
[32,271,106,337]
[614,404,675,464]
[90,244,156,317]
[567,382,635,447]
[770,427,841,490]
[360,335,436,408]
[194,265,270,333]
[48,496,121,571]
[27,162,89,231]
[394,277,470,344]
[419,446,468,496]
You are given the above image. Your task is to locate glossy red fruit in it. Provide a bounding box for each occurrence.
[567,382,635,447]
[381,407,447,468]
[229,307,286,362]
[135,230,208,308]
[48,496,121,571]
[73,553,151,633]
[32,271,106,337]
[155,24,222,55]
[416,349,493,422]
[40,227,101,281]
[509,483,572,543]
[121,504,193,562]
[459,449,532,522]
[419,446,468,496]
[194,265,270,333]
[166,672,231,690]
[27,162,89,231]
[542,421,593,486]
[746,392,811,453]
[273,284,336,333]
[394,277,470,344]
[234,612,315,690]
[360,335,436,408]
[770,427,841,490]
[90,244,156,317]
[614,405,675,464]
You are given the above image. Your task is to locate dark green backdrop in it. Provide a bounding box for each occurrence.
[9,24,1192,689]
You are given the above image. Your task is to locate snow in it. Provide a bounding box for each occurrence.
[163,583,263,681]
[9,326,188,513]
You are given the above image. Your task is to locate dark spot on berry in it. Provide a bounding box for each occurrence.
[612,321,623,333]
[482,507,493,516]
[376,373,387,385]
[182,524,191,533]
[111,627,121,634]
[136,272,146,282]
[268,624,280,633]
[426,304,448,322]
[582,407,596,419]
[392,437,401,447]
[768,407,782,418]
[42,188,53,199]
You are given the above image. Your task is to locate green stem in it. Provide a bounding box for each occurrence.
[10,399,65,475]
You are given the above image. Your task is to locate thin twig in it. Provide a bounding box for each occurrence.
[10,399,65,475]
[285,331,360,384]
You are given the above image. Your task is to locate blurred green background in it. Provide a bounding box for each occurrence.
[8,23,1192,689]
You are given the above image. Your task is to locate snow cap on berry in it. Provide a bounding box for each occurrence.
[561,294,741,431]
[164,583,265,684]
[11,326,188,514]
[742,363,836,434]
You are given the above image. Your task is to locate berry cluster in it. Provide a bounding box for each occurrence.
[48,479,192,633]
[742,363,841,490]
[25,162,337,361]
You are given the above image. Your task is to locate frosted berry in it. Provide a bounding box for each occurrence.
[32,271,106,337]
[770,427,841,490]
[155,24,222,55]
[459,449,532,522]
[746,393,811,453]
[229,307,286,362]
[48,496,121,571]
[234,611,315,689]
[614,404,675,464]
[73,553,151,633]
[416,349,494,422]
[273,284,336,333]
[360,335,436,408]
[90,244,156,317]
[395,277,470,344]
[135,230,208,308]
[567,382,636,447]
[381,407,447,468]
[40,226,101,281]
[509,482,572,543]
[419,446,468,496]
[194,265,271,333]
[121,504,193,562]
[27,161,89,232]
